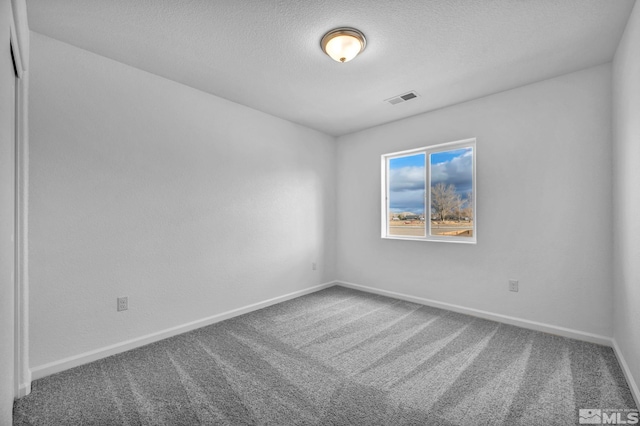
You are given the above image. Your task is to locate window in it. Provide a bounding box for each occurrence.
[381,138,476,243]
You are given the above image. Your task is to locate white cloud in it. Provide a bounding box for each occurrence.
[389,166,425,213]
[389,166,425,191]
[389,188,425,213]
[430,149,473,192]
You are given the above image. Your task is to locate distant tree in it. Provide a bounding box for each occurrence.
[454,193,463,221]
[398,213,406,220]
[463,191,473,220]
[431,183,458,222]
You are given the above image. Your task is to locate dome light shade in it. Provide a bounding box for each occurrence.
[321,28,366,63]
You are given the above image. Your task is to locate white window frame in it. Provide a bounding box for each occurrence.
[381,138,477,244]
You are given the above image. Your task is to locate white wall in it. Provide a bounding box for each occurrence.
[28,32,336,369]
[336,65,613,338]
[613,0,640,401]
[0,0,16,422]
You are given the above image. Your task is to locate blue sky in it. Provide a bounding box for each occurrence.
[430,148,470,166]
[389,148,473,214]
[389,153,425,169]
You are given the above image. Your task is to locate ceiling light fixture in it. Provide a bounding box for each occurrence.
[321,27,366,63]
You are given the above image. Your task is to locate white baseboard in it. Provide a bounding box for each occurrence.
[30,281,337,381]
[612,339,640,409]
[14,367,31,398]
[17,381,31,398]
[336,281,612,346]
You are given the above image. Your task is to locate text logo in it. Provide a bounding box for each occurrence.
[580,409,602,424]
[579,408,639,424]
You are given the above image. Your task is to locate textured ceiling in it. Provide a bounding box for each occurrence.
[26,0,635,136]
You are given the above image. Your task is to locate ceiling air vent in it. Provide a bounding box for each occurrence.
[385,91,419,105]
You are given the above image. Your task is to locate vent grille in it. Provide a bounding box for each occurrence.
[385,91,419,105]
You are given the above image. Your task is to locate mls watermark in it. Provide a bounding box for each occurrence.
[579,408,639,424]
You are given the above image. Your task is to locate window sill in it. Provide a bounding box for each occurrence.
[381,235,477,244]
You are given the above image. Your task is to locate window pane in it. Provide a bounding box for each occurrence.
[388,153,426,237]
[429,147,473,238]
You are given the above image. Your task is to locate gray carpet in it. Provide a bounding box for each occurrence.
[13,286,638,425]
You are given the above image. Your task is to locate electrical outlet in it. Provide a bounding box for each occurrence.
[117,297,128,311]
[312,262,317,271]
[509,280,519,292]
